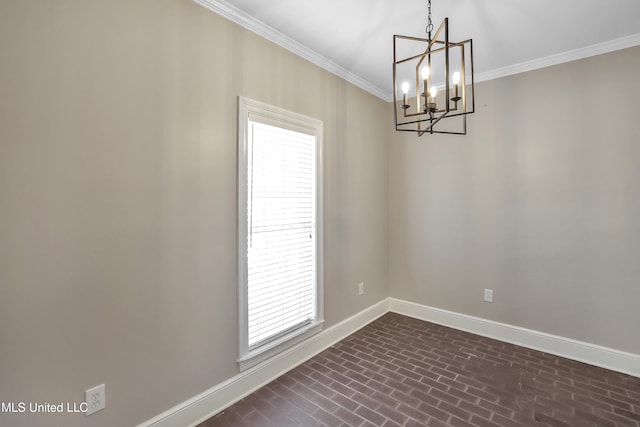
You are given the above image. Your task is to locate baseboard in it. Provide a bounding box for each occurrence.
[137,299,389,427]
[388,298,640,378]
[139,297,639,426]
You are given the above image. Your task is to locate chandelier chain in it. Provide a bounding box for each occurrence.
[426,0,433,39]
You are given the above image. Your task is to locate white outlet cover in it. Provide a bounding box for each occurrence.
[85,384,106,416]
[484,288,494,303]
[358,282,364,295]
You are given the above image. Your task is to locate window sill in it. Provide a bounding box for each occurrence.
[238,320,324,372]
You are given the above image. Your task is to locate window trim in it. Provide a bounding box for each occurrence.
[237,96,324,371]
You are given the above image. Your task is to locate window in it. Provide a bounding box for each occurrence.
[237,97,323,370]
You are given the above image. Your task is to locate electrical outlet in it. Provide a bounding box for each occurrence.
[358,282,364,295]
[484,288,494,303]
[85,384,105,416]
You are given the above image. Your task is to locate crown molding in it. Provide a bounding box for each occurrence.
[194,0,640,103]
[475,32,640,84]
[193,0,391,101]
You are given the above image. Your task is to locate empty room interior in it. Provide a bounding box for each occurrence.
[1,1,640,426]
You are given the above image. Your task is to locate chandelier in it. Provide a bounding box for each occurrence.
[393,0,475,136]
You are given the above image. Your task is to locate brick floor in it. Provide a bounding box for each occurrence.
[198,313,640,426]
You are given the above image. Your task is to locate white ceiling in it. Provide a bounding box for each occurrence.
[195,0,640,101]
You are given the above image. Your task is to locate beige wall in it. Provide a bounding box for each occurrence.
[0,1,388,426]
[2,1,639,426]
[389,46,640,355]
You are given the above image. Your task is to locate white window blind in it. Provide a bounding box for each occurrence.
[238,97,323,370]
[246,121,317,348]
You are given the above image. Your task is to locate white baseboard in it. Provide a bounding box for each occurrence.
[139,297,639,427]
[388,298,640,378]
[137,299,389,427]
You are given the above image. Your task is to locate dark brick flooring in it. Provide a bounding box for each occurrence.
[199,312,640,426]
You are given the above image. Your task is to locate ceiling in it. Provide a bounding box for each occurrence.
[195,0,640,101]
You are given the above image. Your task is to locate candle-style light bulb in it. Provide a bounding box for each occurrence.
[400,81,410,109]
[427,86,437,113]
[421,66,430,102]
[451,72,461,102]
